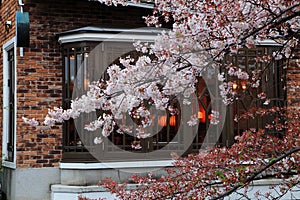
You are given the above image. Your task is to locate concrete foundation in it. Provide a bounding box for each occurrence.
[1,167,60,200]
[2,166,299,200]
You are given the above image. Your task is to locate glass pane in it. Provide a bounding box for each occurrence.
[7,48,15,162]
[63,46,91,153]
[69,61,75,99]
[192,77,211,150]
[230,47,285,139]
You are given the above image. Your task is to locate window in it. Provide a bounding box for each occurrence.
[192,78,212,150]
[62,42,97,162]
[59,27,163,162]
[2,37,17,167]
[220,46,286,147]
[60,28,286,162]
[62,41,187,162]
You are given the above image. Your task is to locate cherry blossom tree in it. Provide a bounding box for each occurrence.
[100,119,300,199]
[24,0,300,199]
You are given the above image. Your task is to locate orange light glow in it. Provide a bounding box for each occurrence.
[232,82,238,90]
[241,82,247,90]
[158,115,176,126]
[198,110,206,123]
[169,116,176,126]
[158,116,167,126]
[198,111,203,119]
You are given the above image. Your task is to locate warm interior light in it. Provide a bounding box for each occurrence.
[198,110,206,123]
[158,116,167,126]
[232,82,238,90]
[158,115,176,126]
[241,82,247,90]
[84,78,89,90]
[169,116,176,126]
[198,111,203,119]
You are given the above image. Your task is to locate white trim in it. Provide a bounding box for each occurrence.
[2,160,16,169]
[256,39,283,46]
[2,37,17,168]
[59,160,173,169]
[51,184,108,193]
[58,27,282,47]
[127,2,154,9]
[58,32,159,44]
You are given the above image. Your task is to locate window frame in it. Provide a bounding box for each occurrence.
[59,29,286,163]
[2,37,17,169]
[61,41,100,162]
[59,27,163,162]
[221,44,286,147]
[61,41,188,162]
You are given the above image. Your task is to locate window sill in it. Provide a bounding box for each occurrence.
[127,2,154,9]
[59,160,173,169]
[2,160,16,169]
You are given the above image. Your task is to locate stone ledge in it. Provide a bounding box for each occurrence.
[51,177,300,200]
[59,160,173,169]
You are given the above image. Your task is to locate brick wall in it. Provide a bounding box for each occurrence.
[1,0,152,168]
[0,0,19,163]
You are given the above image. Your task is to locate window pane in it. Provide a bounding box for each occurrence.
[226,47,285,144]
[63,45,92,155]
[7,48,15,162]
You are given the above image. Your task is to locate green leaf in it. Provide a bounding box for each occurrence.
[215,171,226,181]
[269,157,275,162]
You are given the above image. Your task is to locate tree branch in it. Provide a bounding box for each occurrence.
[212,147,300,200]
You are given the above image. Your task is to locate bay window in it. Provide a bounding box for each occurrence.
[59,28,286,162]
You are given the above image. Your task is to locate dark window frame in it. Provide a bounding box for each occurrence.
[221,46,286,147]
[6,48,15,162]
[62,42,99,162]
[61,42,286,162]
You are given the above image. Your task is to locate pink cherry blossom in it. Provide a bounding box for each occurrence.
[22,117,39,126]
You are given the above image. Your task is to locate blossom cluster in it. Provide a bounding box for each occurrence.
[100,114,300,199]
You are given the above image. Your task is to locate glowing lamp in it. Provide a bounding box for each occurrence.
[69,55,75,60]
[241,82,247,90]
[232,82,238,90]
[198,111,204,119]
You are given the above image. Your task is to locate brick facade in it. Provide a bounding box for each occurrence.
[1,0,152,168]
[0,0,19,164]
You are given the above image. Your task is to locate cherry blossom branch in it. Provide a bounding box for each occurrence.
[212,147,300,200]
[175,5,299,75]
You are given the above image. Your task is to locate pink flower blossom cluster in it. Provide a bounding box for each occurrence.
[100,113,300,199]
